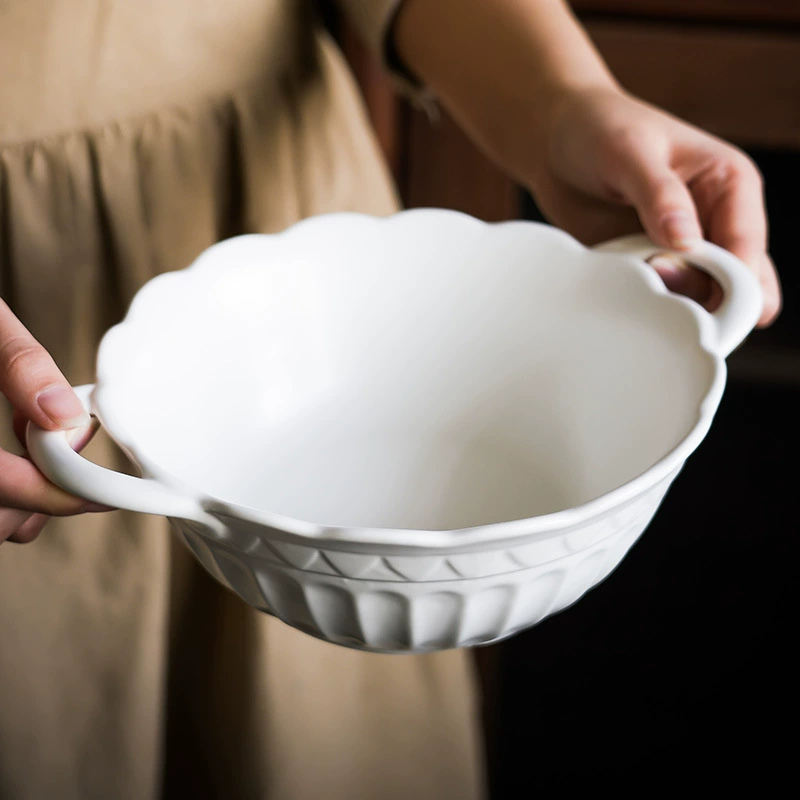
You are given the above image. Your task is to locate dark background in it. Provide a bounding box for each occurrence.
[334,4,798,795]
[488,155,796,795]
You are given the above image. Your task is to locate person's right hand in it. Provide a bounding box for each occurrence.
[1,298,106,544]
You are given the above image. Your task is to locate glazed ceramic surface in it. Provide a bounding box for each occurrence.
[28,210,762,652]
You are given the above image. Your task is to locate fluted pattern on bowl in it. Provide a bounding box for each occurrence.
[169,473,675,653]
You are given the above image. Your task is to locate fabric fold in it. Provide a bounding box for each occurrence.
[0,3,481,799]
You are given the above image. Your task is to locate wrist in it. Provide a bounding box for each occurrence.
[383,1,427,95]
[525,83,624,185]
[392,0,620,189]
[474,80,623,199]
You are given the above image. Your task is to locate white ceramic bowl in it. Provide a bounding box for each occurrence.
[28,210,762,653]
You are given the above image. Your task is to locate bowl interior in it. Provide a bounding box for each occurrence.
[97,213,718,530]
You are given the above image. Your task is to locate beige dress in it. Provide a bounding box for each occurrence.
[0,2,484,798]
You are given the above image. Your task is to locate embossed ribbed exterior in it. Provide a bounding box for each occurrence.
[170,474,674,653]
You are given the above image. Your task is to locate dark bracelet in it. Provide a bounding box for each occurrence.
[384,2,425,89]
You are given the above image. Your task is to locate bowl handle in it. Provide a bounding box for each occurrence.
[26,384,209,523]
[593,234,763,357]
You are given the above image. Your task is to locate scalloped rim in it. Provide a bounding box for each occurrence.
[91,209,729,550]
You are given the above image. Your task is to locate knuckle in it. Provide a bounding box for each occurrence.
[0,335,49,384]
[606,126,659,170]
[1,508,31,541]
[29,481,84,517]
[9,525,42,544]
[727,149,763,188]
[611,125,651,154]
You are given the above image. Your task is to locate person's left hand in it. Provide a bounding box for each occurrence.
[528,86,781,325]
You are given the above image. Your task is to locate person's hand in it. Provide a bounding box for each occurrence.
[394,0,780,324]
[530,86,781,325]
[0,298,107,544]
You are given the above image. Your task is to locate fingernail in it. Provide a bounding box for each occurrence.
[662,212,702,249]
[82,502,115,513]
[37,385,91,430]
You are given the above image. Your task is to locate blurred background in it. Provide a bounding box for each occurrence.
[331,1,798,795]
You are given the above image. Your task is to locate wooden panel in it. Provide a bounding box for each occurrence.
[587,22,800,149]
[573,0,800,25]
[339,24,402,183]
[399,22,800,214]
[343,14,800,218]
[337,19,517,219]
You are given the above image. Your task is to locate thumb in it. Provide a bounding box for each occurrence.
[619,162,703,251]
[0,299,90,431]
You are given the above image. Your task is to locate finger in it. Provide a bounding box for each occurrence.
[531,170,652,246]
[615,154,704,249]
[695,157,767,266]
[690,157,781,326]
[0,508,35,544]
[0,448,100,515]
[0,299,90,430]
[708,182,780,326]
[5,513,49,545]
[65,418,99,452]
[758,253,782,326]
[14,412,97,454]
[649,253,717,308]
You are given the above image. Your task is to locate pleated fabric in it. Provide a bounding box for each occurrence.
[0,2,484,798]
